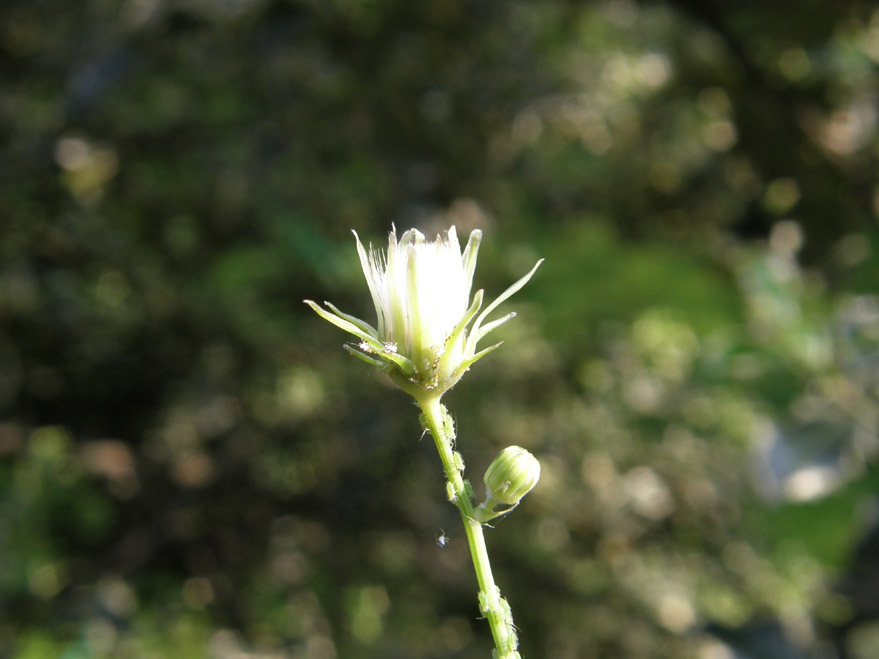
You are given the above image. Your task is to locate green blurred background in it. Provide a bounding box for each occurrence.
[2,1,879,657]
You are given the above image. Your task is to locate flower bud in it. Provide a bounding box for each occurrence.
[483,446,540,507]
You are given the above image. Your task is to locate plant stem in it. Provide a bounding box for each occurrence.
[416,394,520,659]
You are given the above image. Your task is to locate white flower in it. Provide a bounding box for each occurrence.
[305,225,542,396]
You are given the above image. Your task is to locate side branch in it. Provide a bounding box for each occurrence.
[417,395,521,659]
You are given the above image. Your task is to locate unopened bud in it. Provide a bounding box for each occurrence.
[483,446,540,507]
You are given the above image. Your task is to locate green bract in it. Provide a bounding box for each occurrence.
[305,225,542,395]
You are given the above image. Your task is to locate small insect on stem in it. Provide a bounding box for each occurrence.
[436,529,449,548]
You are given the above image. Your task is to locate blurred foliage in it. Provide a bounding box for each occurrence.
[2,0,879,657]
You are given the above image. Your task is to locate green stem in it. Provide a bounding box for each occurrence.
[416,394,520,659]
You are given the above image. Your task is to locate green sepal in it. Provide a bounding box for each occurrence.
[343,344,385,367]
[461,229,483,294]
[372,344,417,375]
[304,300,383,351]
[437,289,484,376]
[455,341,503,376]
[477,312,516,342]
[324,301,379,338]
[467,258,543,356]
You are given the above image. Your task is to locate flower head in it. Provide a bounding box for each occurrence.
[305,225,542,396]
